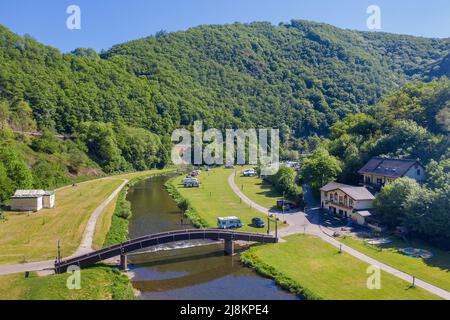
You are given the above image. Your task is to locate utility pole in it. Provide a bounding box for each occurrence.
[267,215,270,235]
[57,240,61,273]
[275,218,278,238]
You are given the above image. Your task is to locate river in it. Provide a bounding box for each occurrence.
[126,174,298,300]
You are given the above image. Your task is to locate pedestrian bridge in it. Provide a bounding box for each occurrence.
[55,229,277,273]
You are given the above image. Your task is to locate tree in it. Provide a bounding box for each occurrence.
[10,101,36,132]
[425,159,450,191]
[31,130,60,154]
[0,162,12,202]
[0,147,34,197]
[178,198,190,215]
[373,177,421,227]
[372,120,439,163]
[77,122,127,173]
[403,187,450,241]
[436,107,450,132]
[330,113,379,139]
[0,100,10,130]
[299,147,342,192]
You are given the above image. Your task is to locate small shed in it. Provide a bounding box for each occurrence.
[351,210,372,226]
[9,190,55,212]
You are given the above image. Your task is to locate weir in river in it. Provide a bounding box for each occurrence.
[125,174,298,300]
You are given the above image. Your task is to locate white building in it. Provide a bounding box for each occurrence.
[9,190,55,212]
[358,157,426,190]
[320,182,375,225]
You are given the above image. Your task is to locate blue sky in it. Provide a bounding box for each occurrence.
[0,0,449,52]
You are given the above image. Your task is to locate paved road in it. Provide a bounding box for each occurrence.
[228,171,450,300]
[0,179,129,276]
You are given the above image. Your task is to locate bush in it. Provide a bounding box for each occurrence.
[165,178,209,228]
[264,166,305,206]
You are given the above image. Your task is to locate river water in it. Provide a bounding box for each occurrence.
[126,174,297,300]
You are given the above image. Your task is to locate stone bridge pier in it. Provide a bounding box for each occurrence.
[120,254,128,271]
[224,239,235,255]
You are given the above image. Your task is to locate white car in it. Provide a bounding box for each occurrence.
[183,177,200,187]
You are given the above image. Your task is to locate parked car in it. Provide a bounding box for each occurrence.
[276,200,298,211]
[217,216,242,229]
[191,170,201,176]
[225,164,235,169]
[243,169,256,177]
[252,217,265,228]
[183,177,200,188]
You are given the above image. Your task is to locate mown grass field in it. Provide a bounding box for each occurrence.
[244,234,440,300]
[234,173,283,210]
[173,167,280,232]
[0,178,124,264]
[0,266,134,300]
[340,237,450,292]
[0,169,174,264]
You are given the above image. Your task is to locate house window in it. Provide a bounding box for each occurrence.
[329,194,333,201]
[339,196,343,204]
[377,178,382,185]
[349,199,353,207]
[417,169,421,176]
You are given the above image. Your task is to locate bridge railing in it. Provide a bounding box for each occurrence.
[55,229,277,272]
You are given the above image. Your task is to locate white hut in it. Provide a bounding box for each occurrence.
[9,190,55,212]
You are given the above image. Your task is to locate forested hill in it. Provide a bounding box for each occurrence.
[0,20,449,195]
[1,20,449,137]
[103,20,450,135]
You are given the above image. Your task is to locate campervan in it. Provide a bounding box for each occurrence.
[217,216,242,229]
[243,169,256,177]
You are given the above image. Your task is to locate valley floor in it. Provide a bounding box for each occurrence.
[0,169,174,299]
[225,169,448,299]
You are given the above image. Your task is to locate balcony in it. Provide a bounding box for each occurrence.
[325,200,353,210]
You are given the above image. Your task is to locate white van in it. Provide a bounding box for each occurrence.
[217,216,242,229]
[243,169,256,177]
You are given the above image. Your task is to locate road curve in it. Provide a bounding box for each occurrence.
[228,171,450,300]
[0,179,129,276]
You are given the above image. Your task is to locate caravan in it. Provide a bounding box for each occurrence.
[217,216,242,229]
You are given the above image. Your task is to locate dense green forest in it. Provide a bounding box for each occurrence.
[0,20,449,203]
[299,78,449,245]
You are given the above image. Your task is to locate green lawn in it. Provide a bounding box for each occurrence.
[0,266,134,300]
[340,237,450,292]
[234,174,283,210]
[173,167,281,232]
[244,234,440,300]
[0,169,175,264]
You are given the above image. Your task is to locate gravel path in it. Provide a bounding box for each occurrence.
[0,179,129,276]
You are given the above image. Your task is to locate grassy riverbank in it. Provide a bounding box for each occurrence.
[0,178,124,264]
[0,266,134,300]
[339,236,450,292]
[0,169,175,263]
[101,168,177,247]
[242,234,440,300]
[170,167,279,232]
[0,168,176,300]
